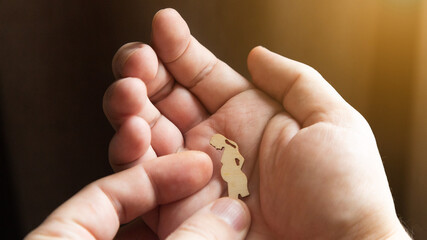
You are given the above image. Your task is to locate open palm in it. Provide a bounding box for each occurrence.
[104,9,402,239]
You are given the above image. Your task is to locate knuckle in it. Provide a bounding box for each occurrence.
[299,64,323,79]
[171,221,218,240]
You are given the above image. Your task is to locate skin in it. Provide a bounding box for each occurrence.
[27,8,410,240]
[210,134,249,199]
[102,8,410,239]
[26,152,252,240]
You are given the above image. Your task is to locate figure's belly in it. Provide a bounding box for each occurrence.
[221,167,246,181]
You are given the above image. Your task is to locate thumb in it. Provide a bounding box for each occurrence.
[167,198,251,240]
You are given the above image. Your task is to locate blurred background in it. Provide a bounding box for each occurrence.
[1,0,426,238]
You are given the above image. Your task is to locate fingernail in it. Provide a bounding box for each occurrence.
[210,198,248,231]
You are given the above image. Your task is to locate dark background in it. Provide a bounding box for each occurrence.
[1,0,426,238]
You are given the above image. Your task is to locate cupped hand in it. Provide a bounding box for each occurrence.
[103,8,409,239]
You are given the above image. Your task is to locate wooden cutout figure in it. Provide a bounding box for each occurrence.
[210,134,250,199]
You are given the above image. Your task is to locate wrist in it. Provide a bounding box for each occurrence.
[385,223,411,240]
[345,211,411,240]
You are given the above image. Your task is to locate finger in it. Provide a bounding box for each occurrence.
[248,46,351,127]
[112,42,158,83]
[103,77,147,130]
[151,8,253,113]
[155,83,208,133]
[115,218,157,240]
[158,177,224,238]
[167,198,251,240]
[26,151,213,240]
[112,42,169,100]
[103,77,184,156]
[112,43,209,133]
[109,116,157,171]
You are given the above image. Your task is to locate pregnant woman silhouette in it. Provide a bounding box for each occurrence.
[210,134,250,199]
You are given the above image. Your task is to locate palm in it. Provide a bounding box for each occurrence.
[105,9,397,239]
[197,92,288,239]
[190,96,368,239]
[157,89,282,238]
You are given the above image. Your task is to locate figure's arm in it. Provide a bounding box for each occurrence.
[225,138,238,148]
[236,153,244,168]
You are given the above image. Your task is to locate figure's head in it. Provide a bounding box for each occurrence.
[210,134,226,149]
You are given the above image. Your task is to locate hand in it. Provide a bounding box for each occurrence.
[25,152,251,239]
[103,8,410,239]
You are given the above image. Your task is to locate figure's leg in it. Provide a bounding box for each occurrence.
[240,184,250,197]
[238,174,250,197]
[227,182,239,199]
